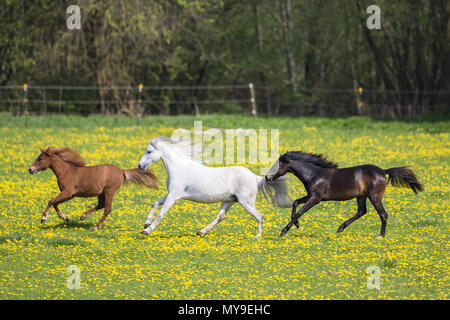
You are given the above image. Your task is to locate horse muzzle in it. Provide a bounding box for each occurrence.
[28,167,36,175]
[138,163,149,170]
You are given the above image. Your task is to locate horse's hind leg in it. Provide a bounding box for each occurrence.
[93,190,115,231]
[370,199,388,238]
[337,197,367,233]
[197,201,234,236]
[239,201,263,238]
[80,194,105,220]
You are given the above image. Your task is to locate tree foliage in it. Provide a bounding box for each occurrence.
[0,0,448,116]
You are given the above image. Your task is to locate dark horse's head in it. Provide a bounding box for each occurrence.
[265,153,291,182]
[265,151,338,181]
[28,147,86,174]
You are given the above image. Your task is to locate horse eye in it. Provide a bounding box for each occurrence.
[38,158,42,161]
[146,150,151,154]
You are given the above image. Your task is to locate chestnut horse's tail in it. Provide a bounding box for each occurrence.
[123,169,159,189]
[385,167,423,194]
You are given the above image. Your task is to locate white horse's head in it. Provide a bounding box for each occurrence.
[138,139,165,169]
[138,136,198,169]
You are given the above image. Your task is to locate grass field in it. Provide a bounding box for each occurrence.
[0,113,448,299]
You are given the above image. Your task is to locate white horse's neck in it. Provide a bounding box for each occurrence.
[160,147,202,178]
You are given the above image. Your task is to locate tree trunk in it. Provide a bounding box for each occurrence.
[253,1,271,114]
[279,0,297,92]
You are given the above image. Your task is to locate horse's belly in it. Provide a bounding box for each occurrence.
[181,186,236,203]
[76,192,99,198]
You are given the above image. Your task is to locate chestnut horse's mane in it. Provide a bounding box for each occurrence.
[43,147,87,167]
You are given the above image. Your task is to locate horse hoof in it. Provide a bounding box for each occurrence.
[141,230,149,236]
[80,216,85,221]
[93,226,99,231]
[376,235,384,239]
[144,224,150,229]
[196,231,204,236]
[41,218,47,223]
[279,229,287,237]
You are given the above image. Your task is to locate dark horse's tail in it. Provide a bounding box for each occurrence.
[123,169,159,189]
[385,167,423,194]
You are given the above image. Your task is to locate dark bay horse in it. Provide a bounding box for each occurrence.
[28,147,158,230]
[265,151,423,238]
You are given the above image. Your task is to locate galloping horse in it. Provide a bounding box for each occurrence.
[266,151,423,238]
[137,137,292,238]
[28,147,158,230]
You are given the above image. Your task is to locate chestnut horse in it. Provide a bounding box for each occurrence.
[266,151,423,238]
[28,147,158,230]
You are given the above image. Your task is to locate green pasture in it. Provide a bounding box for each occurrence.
[0,114,448,299]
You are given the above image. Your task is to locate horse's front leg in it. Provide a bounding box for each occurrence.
[141,194,177,235]
[41,191,73,223]
[292,196,308,228]
[197,201,234,236]
[53,204,69,222]
[144,195,167,229]
[280,197,320,236]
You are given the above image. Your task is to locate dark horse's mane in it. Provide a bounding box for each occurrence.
[281,151,338,169]
[43,147,87,167]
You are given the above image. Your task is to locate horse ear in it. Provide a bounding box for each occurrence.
[170,136,182,143]
[40,147,48,155]
[45,147,59,155]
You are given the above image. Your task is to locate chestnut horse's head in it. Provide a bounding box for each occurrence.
[29,147,86,174]
[28,148,53,174]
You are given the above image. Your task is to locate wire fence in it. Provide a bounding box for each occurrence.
[0,84,257,116]
[0,84,448,117]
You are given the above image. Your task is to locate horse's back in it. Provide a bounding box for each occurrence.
[326,164,386,200]
[179,165,258,203]
[74,164,123,196]
[338,164,385,176]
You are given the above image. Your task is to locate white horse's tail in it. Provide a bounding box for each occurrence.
[257,176,293,208]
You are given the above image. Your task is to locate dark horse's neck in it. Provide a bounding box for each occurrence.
[290,161,328,187]
[49,156,73,179]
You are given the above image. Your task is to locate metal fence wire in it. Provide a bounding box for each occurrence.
[0,84,448,117]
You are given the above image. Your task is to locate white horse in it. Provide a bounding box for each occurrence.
[137,137,292,238]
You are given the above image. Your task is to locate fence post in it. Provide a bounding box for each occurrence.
[137,84,143,125]
[58,87,62,113]
[23,83,28,124]
[43,87,47,114]
[357,86,364,115]
[249,82,257,117]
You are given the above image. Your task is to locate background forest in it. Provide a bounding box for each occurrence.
[0,0,449,117]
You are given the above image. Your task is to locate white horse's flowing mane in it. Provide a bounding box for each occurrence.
[150,136,203,163]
